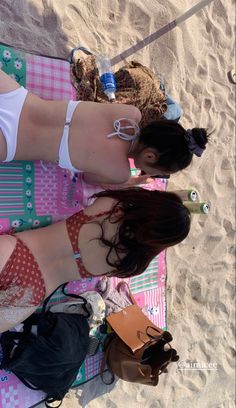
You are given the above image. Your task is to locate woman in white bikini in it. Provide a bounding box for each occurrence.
[0,68,208,185]
[0,187,191,332]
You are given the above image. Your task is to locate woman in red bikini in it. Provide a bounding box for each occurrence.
[0,187,191,332]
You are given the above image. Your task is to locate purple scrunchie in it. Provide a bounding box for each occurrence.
[184,129,204,157]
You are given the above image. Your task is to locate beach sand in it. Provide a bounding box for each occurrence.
[0,0,235,407]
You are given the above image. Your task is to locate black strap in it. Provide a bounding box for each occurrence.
[39,282,90,316]
[42,284,68,314]
[61,283,90,318]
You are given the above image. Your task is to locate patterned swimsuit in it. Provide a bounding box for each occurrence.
[66,209,110,278]
[0,236,46,307]
[0,209,109,307]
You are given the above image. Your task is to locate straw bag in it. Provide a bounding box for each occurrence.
[70,49,167,127]
[101,283,179,386]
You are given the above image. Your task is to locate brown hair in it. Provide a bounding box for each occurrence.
[95,188,191,278]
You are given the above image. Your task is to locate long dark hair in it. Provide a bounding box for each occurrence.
[139,120,209,172]
[95,188,191,278]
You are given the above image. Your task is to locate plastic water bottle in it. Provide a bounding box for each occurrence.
[96,55,116,101]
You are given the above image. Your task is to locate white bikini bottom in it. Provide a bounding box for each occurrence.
[58,100,82,173]
[0,91,81,172]
[0,86,28,162]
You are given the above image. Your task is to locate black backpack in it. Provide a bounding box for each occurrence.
[0,284,90,407]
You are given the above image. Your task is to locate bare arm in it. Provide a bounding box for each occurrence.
[83,171,130,186]
[111,174,153,188]
[83,172,153,188]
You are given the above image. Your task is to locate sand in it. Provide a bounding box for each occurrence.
[0,0,235,407]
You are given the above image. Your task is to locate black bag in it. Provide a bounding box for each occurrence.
[0,284,90,408]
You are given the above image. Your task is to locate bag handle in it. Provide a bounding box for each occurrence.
[136,326,164,350]
[146,325,164,339]
[42,284,68,314]
[61,283,90,318]
[41,283,90,318]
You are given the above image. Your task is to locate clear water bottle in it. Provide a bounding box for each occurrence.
[96,55,116,101]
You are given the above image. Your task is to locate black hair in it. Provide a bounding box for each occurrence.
[139,120,209,172]
[95,187,191,278]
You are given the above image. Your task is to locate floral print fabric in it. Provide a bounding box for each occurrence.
[0,44,26,86]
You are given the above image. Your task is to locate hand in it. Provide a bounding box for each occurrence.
[101,175,153,190]
[123,175,153,187]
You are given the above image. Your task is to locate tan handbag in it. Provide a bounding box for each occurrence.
[102,283,179,386]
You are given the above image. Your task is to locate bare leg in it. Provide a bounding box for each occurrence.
[0,68,20,93]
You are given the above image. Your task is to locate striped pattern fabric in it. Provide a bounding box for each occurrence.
[0,162,25,216]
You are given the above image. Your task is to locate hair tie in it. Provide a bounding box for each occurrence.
[184,129,204,157]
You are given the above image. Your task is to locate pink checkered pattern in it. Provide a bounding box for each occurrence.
[85,353,104,380]
[26,53,76,100]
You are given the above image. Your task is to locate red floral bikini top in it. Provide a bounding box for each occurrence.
[66,209,111,279]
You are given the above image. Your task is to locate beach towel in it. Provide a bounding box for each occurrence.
[0,44,168,408]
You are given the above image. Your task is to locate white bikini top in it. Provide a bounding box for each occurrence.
[41,116,140,174]
[107,118,140,152]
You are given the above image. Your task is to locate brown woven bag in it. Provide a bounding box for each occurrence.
[101,283,179,386]
[70,54,167,128]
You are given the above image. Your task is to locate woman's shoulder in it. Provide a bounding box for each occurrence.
[113,103,141,122]
[84,101,141,122]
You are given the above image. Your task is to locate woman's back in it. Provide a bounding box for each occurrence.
[0,196,121,296]
[0,68,209,183]
[61,101,141,183]
[0,68,141,183]
[0,187,191,333]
